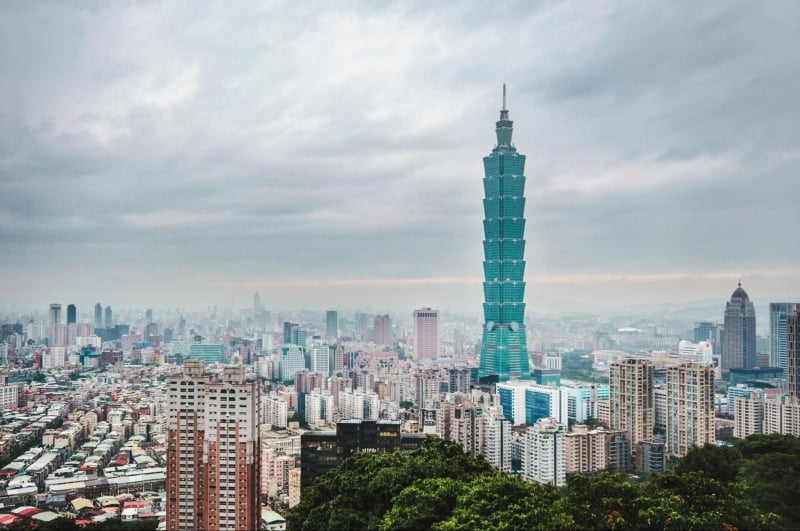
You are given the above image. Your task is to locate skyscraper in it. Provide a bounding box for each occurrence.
[722,283,757,373]
[609,358,653,451]
[373,314,391,345]
[253,292,262,315]
[66,304,77,325]
[479,85,530,382]
[104,305,113,328]
[787,308,800,398]
[523,417,566,486]
[665,362,715,458]
[326,310,338,338]
[94,303,103,328]
[48,303,61,345]
[770,303,797,371]
[145,308,153,323]
[167,361,260,531]
[413,307,439,360]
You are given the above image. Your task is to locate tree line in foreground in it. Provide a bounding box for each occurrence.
[289,434,800,530]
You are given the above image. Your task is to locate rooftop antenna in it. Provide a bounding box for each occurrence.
[502,83,507,111]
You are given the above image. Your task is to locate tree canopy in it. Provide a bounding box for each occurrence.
[289,435,788,530]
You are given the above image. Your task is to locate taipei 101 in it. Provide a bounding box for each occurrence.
[1,2,798,530]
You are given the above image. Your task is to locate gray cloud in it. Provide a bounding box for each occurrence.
[1,0,798,313]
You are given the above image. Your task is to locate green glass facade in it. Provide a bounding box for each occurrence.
[479,87,530,381]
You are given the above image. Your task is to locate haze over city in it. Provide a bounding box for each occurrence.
[1,1,798,313]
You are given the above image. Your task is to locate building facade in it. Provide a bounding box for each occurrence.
[609,358,654,451]
[665,362,715,458]
[788,308,800,397]
[523,417,566,486]
[325,310,338,339]
[769,303,796,372]
[166,361,260,531]
[722,283,757,373]
[479,85,530,382]
[413,308,440,360]
[373,315,391,345]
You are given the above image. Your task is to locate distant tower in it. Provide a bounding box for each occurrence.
[49,304,61,344]
[721,283,757,373]
[770,303,797,372]
[479,85,530,382]
[94,303,103,328]
[145,308,153,323]
[413,308,440,360]
[104,306,113,328]
[326,310,338,339]
[253,292,262,317]
[374,315,391,345]
[66,304,77,325]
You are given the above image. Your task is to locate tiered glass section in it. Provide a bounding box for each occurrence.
[479,86,530,381]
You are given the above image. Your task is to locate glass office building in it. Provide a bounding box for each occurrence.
[479,85,530,381]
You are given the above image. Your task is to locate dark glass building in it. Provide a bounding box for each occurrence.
[300,420,424,489]
[479,85,530,382]
[721,283,756,374]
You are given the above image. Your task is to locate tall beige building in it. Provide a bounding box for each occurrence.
[609,358,654,451]
[665,362,715,458]
[734,392,764,439]
[565,425,610,474]
[167,361,260,531]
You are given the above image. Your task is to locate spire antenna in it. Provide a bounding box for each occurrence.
[502,83,507,111]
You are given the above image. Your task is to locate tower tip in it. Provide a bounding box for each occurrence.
[502,83,507,111]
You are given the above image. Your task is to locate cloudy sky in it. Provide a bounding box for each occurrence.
[1,1,798,316]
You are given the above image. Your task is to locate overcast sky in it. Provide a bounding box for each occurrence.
[1,1,798,316]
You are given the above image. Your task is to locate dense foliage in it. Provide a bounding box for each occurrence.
[289,436,796,530]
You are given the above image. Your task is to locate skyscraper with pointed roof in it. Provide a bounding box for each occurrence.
[722,282,757,373]
[479,85,530,382]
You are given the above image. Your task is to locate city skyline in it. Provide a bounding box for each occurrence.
[1,2,799,312]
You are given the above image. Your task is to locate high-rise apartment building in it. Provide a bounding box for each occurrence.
[788,308,800,397]
[416,368,440,409]
[373,314,391,345]
[665,362,715,458]
[412,307,439,360]
[722,283,756,373]
[565,425,616,475]
[66,304,77,325]
[479,85,530,382]
[734,392,765,439]
[310,340,330,378]
[448,368,471,394]
[523,417,566,486]
[167,361,260,531]
[325,310,338,339]
[770,303,797,372]
[609,358,654,450]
